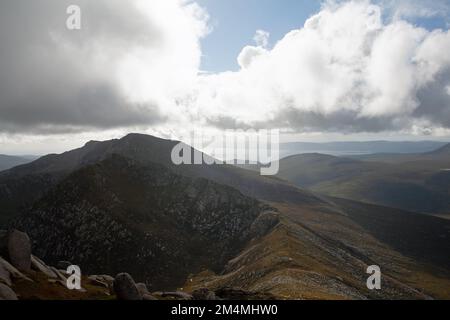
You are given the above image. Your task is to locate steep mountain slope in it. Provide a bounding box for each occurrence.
[276,153,450,215]
[0,134,318,227]
[13,155,273,290]
[186,200,450,299]
[0,155,34,172]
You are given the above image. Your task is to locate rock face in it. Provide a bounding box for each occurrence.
[113,273,142,300]
[7,230,31,272]
[247,211,280,240]
[192,288,217,300]
[0,283,18,300]
[135,282,149,296]
[0,256,32,282]
[14,155,269,290]
[0,263,11,286]
[31,255,57,279]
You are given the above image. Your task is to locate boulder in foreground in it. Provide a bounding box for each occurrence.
[113,273,142,300]
[7,229,31,272]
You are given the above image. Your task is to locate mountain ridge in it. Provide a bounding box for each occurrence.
[13,154,274,290]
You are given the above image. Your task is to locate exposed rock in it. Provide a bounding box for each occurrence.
[192,288,218,300]
[47,278,67,288]
[89,274,115,293]
[0,283,18,300]
[0,256,33,282]
[159,291,193,300]
[88,276,109,289]
[98,275,114,284]
[246,211,280,240]
[57,261,72,270]
[113,273,142,300]
[7,229,31,272]
[0,263,12,286]
[136,282,149,296]
[31,255,57,279]
[50,267,67,282]
[14,155,266,290]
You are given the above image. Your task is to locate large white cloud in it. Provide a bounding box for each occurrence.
[189,0,450,134]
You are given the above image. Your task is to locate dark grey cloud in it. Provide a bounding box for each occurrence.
[414,71,450,129]
[0,0,184,134]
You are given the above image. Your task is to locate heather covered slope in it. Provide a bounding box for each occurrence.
[186,200,450,299]
[13,155,273,290]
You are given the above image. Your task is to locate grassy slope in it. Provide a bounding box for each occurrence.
[276,153,450,215]
[186,200,450,300]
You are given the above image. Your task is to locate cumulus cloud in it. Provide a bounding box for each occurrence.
[0,0,208,134]
[191,0,450,134]
[253,30,270,48]
[381,0,450,20]
[237,30,270,69]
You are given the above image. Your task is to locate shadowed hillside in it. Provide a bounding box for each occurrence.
[276,150,450,216]
[0,134,318,227]
[13,155,272,290]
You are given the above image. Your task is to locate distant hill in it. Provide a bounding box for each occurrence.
[431,142,450,155]
[350,142,450,163]
[280,141,448,157]
[276,151,450,216]
[0,154,35,172]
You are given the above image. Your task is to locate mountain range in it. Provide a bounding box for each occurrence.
[276,143,450,217]
[0,155,36,172]
[1,133,449,299]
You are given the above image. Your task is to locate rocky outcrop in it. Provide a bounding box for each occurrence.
[113,273,142,300]
[136,282,149,296]
[0,283,18,300]
[31,255,57,279]
[0,263,11,286]
[246,211,280,240]
[14,155,270,290]
[0,229,280,301]
[7,229,31,272]
[0,256,32,282]
[192,288,217,300]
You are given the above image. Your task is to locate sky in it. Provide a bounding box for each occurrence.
[198,0,450,72]
[197,0,321,72]
[1,0,450,155]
